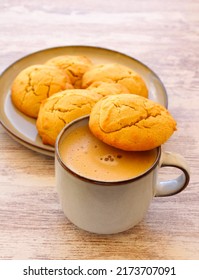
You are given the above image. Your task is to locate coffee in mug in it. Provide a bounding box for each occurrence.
[55,116,190,234]
[59,124,157,182]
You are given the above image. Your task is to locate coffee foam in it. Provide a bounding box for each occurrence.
[59,124,157,182]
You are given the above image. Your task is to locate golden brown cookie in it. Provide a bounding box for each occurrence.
[89,94,177,151]
[45,55,93,88]
[82,63,148,98]
[36,89,100,146]
[87,81,130,98]
[11,64,73,118]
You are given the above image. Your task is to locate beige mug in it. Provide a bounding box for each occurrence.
[55,116,190,234]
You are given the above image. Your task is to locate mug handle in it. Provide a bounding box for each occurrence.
[155,151,190,197]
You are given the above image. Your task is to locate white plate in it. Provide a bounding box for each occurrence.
[0,46,168,157]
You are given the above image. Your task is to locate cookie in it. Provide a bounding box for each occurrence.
[36,89,99,146]
[89,94,177,151]
[11,64,73,118]
[45,55,93,88]
[87,81,130,98]
[82,63,148,98]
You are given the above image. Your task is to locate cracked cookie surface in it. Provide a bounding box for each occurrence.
[36,89,100,146]
[45,55,93,88]
[82,63,148,98]
[89,94,177,151]
[11,64,73,118]
[87,81,130,98]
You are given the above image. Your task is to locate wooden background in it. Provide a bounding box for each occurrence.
[0,0,198,259]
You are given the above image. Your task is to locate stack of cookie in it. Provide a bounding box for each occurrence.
[11,54,176,149]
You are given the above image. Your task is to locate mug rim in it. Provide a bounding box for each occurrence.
[55,115,161,186]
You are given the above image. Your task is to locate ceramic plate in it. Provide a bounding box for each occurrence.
[0,46,168,157]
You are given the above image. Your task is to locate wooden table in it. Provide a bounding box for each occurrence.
[0,0,198,260]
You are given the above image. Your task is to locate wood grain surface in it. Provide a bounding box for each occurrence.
[0,0,198,260]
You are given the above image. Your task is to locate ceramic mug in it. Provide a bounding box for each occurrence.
[55,116,190,234]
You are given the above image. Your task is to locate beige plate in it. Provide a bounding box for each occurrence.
[0,46,168,157]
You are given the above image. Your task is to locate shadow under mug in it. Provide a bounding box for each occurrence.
[55,116,190,234]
